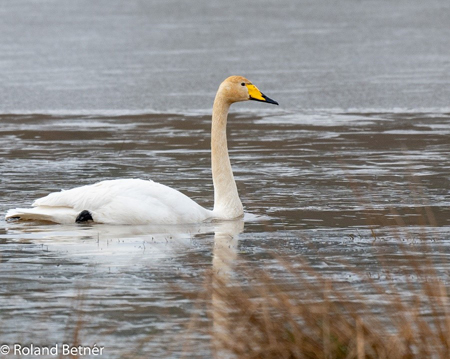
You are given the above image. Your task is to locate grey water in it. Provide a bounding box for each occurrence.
[1,0,450,358]
[1,0,450,113]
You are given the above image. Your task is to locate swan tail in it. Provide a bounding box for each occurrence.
[5,206,79,224]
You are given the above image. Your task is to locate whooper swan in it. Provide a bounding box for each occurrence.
[5,76,278,224]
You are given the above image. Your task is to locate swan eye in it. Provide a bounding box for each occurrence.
[241,82,246,86]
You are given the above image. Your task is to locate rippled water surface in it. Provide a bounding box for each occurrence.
[1,112,449,357]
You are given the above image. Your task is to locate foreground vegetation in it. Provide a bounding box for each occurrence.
[187,239,450,359]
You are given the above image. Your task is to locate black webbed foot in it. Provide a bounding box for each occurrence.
[75,210,93,223]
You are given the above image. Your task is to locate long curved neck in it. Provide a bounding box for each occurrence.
[211,94,243,219]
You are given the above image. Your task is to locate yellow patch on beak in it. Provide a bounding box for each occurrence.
[246,84,265,102]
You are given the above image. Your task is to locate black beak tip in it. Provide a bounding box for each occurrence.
[263,95,279,106]
[270,99,279,106]
[250,93,279,105]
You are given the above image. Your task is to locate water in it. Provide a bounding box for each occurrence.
[1,0,450,113]
[1,0,450,358]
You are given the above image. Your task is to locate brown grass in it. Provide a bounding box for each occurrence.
[191,247,450,359]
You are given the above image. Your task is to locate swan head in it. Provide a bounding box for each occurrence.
[218,76,279,105]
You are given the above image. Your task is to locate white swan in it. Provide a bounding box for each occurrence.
[5,76,278,224]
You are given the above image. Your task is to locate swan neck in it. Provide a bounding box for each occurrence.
[211,95,243,219]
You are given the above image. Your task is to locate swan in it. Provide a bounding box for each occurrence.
[5,76,278,225]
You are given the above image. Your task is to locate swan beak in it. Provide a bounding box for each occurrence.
[247,84,279,105]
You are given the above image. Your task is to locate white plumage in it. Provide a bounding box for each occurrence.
[6,179,211,224]
[5,76,278,224]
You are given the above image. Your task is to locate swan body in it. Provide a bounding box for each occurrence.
[7,179,212,225]
[5,76,278,224]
